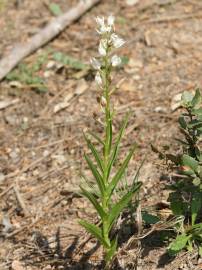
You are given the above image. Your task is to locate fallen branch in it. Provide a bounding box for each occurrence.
[0,0,100,81]
[0,99,19,110]
[13,185,29,216]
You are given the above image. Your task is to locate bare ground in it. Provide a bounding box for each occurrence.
[0,0,202,269]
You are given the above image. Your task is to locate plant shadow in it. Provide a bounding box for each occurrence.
[22,227,104,269]
[140,230,175,268]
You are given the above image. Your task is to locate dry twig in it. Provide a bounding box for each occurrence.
[13,185,29,216]
[0,0,100,81]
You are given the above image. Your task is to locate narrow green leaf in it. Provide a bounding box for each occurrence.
[107,113,129,177]
[192,108,202,116]
[49,3,62,16]
[142,212,160,225]
[108,144,137,197]
[132,157,145,186]
[80,186,106,220]
[53,52,87,70]
[178,116,187,129]
[80,174,100,198]
[88,131,104,146]
[84,133,104,172]
[199,246,202,257]
[191,89,201,108]
[191,192,201,226]
[181,154,199,172]
[79,220,110,248]
[84,154,105,195]
[168,234,191,256]
[108,182,141,230]
[187,119,202,128]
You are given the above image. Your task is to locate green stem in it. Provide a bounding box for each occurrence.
[102,42,112,251]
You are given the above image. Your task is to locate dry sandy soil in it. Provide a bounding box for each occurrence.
[0,0,202,269]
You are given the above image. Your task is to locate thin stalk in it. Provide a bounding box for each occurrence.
[102,43,112,251]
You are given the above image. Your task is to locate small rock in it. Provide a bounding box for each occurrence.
[32,169,39,176]
[4,115,18,126]
[126,0,139,6]
[133,75,141,81]
[23,117,28,123]
[128,58,143,69]
[9,150,19,161]
[46,61,56,69]
[43,150,50,157]
[12,260,25,270]
[154,106,167,113]
[171,93,182,111]
[9,81,23,88]
[52,153,66,165]
[42,266,52,270]
[44,70,54,78]
[2,215,13,233]
[0,173,5,183]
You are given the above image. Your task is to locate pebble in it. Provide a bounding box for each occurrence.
[154,106,167,113]
[0,173,5,183]
[43,150,50,157]
[5,115,18,126]
[9,150,19,161]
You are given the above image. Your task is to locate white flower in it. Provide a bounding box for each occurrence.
[90,57,101,70]
[111,33,125,48]
[95,16,112,34]
[95,72,102,85]
[100,24,111,34]
[98,39,107,56]
[107,15,115,26]
[95,16,105,28]
[111,55,122,67]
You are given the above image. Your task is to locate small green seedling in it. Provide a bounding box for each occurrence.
[6,53,48,93]
[79,16,142,268]
[156,89,202,256]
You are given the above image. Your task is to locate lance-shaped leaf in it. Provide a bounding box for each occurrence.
[84,154,105,195]
[168,234,191,256]
[191,192,201,226]
[107,182,141,231]
[178,116,187,129]
[80,185,107,220]
[108,144,137,197]
[181,154,199,172]
[107,113,129,177]
[79,220,110,248]
[80,174,100,198]
[84,133,104,172]
[105,237,117,263]
[191,88,201,108]
[88,131,104,146]
[132,157,145,186]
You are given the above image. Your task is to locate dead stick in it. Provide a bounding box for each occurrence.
[0,0,100,81]
[13,185,29,216]
[0,185,14,198]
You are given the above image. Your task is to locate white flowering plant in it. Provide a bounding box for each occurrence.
[79,16,142,267]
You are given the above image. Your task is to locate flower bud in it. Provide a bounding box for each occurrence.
[98,39,107,56]
[100,96,107,107]
[90,57,101,70]
[111,55,122,67]
[95,72,102,85]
